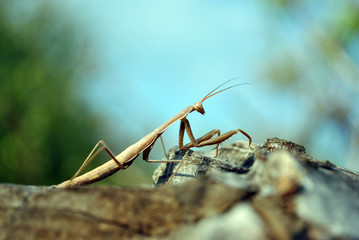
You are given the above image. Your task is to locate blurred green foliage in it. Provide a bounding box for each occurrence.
[1,1,358,187]
[0,2,100,185]
[260,0,359,168]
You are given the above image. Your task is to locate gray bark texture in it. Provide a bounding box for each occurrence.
[1,138,359,240]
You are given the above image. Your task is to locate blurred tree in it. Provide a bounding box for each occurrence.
[258,0,359,169]
[0,2,101,185]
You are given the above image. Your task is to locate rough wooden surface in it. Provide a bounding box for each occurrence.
[1,138,359,240]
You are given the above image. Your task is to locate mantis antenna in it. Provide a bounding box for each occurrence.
[201,79,251,103]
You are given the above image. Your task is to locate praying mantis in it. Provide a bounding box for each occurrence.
[55,81,252,188]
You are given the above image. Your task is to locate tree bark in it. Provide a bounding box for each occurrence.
[1,138,359,240]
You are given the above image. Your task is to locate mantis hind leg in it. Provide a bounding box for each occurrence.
[71,140,125,180]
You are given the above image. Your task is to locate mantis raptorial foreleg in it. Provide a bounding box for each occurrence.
[184,128,253,151]
[178,119,220,149]
[166,119,253,183]
[179,118,253,155]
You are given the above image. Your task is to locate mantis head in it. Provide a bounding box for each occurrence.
[193,80,250,115]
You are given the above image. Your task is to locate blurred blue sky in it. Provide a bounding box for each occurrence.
[18,1,357,171]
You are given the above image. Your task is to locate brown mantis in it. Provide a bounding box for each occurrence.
[55,81,252,188]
